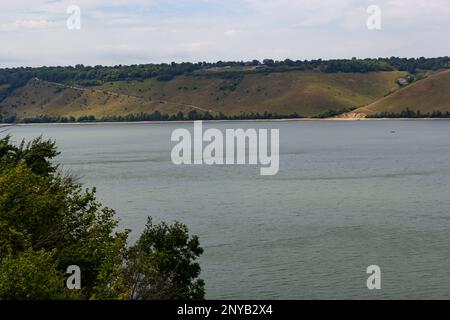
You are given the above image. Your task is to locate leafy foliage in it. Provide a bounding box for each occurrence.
[0,111,303,124]
[125,218,205,300]
[0,135,205,300]
[0,249,74,300]
[367,108,450,118]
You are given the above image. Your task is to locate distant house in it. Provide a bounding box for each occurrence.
[397,78,409,86]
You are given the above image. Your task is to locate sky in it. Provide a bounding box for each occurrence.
[0,0,449,67]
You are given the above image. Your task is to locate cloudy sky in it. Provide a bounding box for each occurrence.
[0,0,449,67]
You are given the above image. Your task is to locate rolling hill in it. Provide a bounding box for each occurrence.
[0,70,407,119]
[353,69,450,116]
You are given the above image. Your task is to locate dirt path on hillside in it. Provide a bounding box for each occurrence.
[34,78,216,114]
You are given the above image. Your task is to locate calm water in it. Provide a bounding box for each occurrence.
[6,120,450,299]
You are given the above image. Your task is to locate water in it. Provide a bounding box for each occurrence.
[5,120,450,299]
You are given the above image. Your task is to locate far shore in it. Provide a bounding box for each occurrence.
[2,117,450,127]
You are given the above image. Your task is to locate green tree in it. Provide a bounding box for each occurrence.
[0,135,204,300]
[125,218,205,300]
[0,249,74,300]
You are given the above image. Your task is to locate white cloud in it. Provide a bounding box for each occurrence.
[0,19,51,32]
[224,29,241,38]
[0,0,449,67]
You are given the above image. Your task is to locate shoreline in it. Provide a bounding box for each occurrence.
[2,117,450,126]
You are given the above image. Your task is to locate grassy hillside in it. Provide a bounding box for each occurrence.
[354,69,450,116]
[0,70,406,119]
[0,78,202,119]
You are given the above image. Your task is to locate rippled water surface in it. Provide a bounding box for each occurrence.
[7,120,450,299]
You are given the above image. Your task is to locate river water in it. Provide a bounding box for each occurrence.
[6,120,450,299]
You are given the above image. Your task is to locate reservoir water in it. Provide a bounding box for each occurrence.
[6,120,450,299]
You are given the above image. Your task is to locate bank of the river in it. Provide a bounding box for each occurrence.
[2,117,450,126]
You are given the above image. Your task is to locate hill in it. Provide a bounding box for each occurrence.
[0,70,406,120]
[353,69,450,116]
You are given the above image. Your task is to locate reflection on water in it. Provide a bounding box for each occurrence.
[8,120,450,299]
